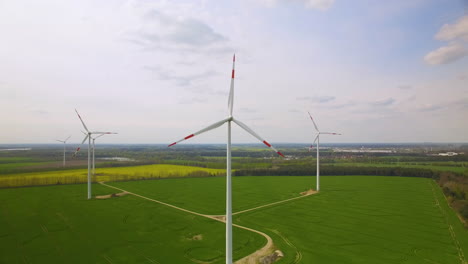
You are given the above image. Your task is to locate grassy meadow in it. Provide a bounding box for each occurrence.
[109,176,468,263]
[1,175,467,263]
[330,161,468,174]
[1,147,468,263]
[0,183,264,264]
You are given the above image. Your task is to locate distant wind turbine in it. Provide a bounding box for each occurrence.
[73,109,117,199]
[169,54,284,264]
[308,112,341,191]
[81,131,106,175]
[56,136,71,167]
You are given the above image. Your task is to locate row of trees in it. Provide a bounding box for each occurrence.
[233,165,437,178]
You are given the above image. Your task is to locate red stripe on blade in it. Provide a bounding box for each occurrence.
[77,148,80,151]
[277,151,285,157]
[168,142,176,147]
[232,69,235,79]
[185,134,194,140]
[263,141,271,147]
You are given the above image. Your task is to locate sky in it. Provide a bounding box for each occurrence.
[1,0,467,144]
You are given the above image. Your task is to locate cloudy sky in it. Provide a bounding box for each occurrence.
[1,0,467,144]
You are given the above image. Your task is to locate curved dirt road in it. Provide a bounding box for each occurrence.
[99,182,315,263]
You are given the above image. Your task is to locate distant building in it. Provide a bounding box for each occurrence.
[437,152,458,156]
[334,148,394,153]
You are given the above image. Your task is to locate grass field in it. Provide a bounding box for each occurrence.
[0,164,225,188]
[330,162,468,174]
[0,183,263,264]
[1,176,467,263]
[234,177,468,263]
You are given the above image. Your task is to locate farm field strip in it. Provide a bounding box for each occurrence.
[430,181,466,264]
[0,183,265,264]
[2,175,467,263]
[100,182,209,218]
[232,190,317,216]
[100,181,319,263]
[109,176,316,215]
[110,176,468,264]
[0,164,225,188]
[99,181,279,263]
[329,162,468,173]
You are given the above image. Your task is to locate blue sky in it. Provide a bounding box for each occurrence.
[0,0,467,144]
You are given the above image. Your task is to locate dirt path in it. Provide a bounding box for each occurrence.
[232,190,317,216]
[99,182,316,264]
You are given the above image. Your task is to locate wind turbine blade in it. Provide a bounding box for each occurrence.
[75,109,89,132]
[94,134,106,139]
[65,135,71,142]
[91,132,117,134]
[233,118,285,157]
[308,112,319,132]
[309,135,319,152]
[228,54,235,116]
[320,132,341,135]
[168,118,230,147]
[313,134,319,144]
[73,134,89,157]
[56,140,65,143]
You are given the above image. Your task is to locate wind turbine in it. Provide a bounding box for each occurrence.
[56,136,71,167]
[169,54,284,264]
[73,109,117,199]
[81,131,106,175]
[308,112,341,192]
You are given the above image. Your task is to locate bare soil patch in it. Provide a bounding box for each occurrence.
[191,234,203,241]
[300,189,318,196]
[95,192,128,199]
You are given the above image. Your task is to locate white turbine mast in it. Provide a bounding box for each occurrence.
[73,109,117,199]
[55,135,71,167]
[308,112,341,192]
[169,54,284,264]
[81,131,106,175]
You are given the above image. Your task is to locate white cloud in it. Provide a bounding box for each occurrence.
[435,15,468,42]
[370,98,396,106]
[129,9,229,52]
[144,66,218,86]
[296,95,335,103]
[303,0,335,10]
[397,85,412,90]
[424,42,468,65]
[424,15,468,65]
[257,0,335,10]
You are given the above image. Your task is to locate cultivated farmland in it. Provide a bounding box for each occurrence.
[0,164,225,188]
[0,183,263,264]
[2,175,466,263]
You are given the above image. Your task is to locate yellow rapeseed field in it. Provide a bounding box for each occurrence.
[0,164,225,188]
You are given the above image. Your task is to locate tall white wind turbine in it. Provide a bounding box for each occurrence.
[81,131,106,175]
[169,55,284,264]
[56,136,71,167]
[73,109,117,199]
[308,112,341,192]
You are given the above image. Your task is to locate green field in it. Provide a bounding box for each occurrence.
[0,164,225,188]
[0,183,263,264]
[330,162,468,174]
[2,176,466,263]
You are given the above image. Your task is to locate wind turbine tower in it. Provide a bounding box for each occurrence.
[169,55,284,264]
[56,136,71,167]
[308,112,341,191]
[74,109,117,199]
[81,132,106,175]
